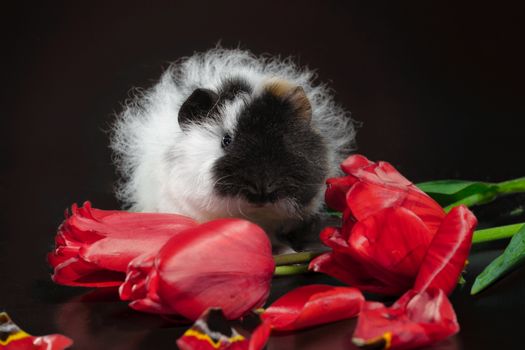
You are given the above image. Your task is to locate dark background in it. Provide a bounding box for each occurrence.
[1,1,524,349]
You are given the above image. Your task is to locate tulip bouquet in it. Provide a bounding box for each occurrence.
[46,155,525,350]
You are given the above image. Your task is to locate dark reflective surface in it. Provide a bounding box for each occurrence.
[2,2,525,349]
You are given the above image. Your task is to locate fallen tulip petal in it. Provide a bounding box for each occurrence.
[32,336,74,350]
[176,308,249,350]
[0,312,73,350]
[248,321,271,350]
[121,218,275,321]
[414,205,477,295]
[49,202,198,287]
[261,284,364,331]
[352,288,459,350]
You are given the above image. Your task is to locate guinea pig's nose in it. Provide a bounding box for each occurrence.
[245,180,278,203]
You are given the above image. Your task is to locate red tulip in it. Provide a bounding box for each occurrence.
[261,284,364,331]
[312,155,477,295]
[48,202,198,287]
[352,288,459,350]
[119,218,275,321]
[0,312,73,350]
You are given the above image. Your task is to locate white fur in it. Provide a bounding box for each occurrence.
[111,48,356,232]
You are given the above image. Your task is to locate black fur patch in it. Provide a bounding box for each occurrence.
[218,77,252,103]
[178,88,219,130]
[178,79,251,130]
[212,90,328,209]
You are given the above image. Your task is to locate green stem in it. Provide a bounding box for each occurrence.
[274,264,310,276]
[444,177,525,212]
[472,223,524,244]
[443,191,498,213]
[496,177,525,194]
[273,251,323,266]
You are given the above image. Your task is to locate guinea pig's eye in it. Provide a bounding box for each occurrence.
[221,134,233,148]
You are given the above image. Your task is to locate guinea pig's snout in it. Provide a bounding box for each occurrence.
[244,179,279,204]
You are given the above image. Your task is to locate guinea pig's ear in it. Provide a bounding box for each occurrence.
[283,86,312,123]
[178,88,219,129]
[265,81,312,122]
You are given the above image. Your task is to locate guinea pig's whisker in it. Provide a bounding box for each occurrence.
[283,182,325,187]
[215,181,236,187]
[225,198,234,217]
[279,201,294,217]
[211,174,234,189]
[236,199,249,219]
[274,197,300,218]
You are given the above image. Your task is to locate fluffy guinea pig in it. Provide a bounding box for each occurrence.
[111,48,356,249]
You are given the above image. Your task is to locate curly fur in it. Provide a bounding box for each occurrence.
[110,48,356,230]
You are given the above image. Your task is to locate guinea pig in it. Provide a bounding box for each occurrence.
[110,48,356,250]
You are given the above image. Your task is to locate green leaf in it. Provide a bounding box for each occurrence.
[471,224,525,294]
[416,180,497,207]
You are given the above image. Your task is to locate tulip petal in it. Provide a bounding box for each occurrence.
[32,335,74,350]
[372,161,414,187]
[355,161,413,188]
[51,257,125,287]
[346,181,405,220]
[341,155,412,188]
[79,234,179,272]
[347,207,433,290]
[414,205,477,295]
[309,253,403,295]
[340,154,375,175]
[0,312,73,350]
[176,308,249,350]
[401,190,446,234]
[49,202,198,287]
[67,211,196,242]
[325,175,358,212]
[318,226,350,251]
[352,288,459,350]
[346,181,445,233]
[261,284,364,331]
[248,321,271,350]
[123,219,274,320]
[59,202,197,244]
[119,254,156,301]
